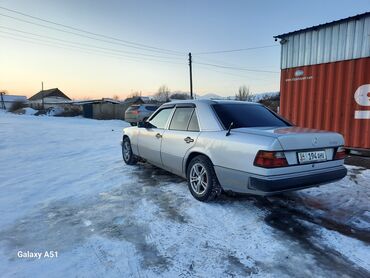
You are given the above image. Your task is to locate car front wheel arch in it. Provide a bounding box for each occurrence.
[122,135,138,165]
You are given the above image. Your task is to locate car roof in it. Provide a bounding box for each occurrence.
[166,99,261,106]
[155,99,261,131]
[130,104,158,107]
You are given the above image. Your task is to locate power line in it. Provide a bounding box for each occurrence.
[0,6,185,55]
[193,44,278,55]
[0,26,184,61]
[196,64,279,80]
[194,55,279,73]
[0,32,185,65]
[0,5,280,92]
[0,13,185,59]
[0,24,278,75]
[0,7,280,75]
[194,56,246,68]
[195,65,279,83]
[193,61,280,74]
[0,13,184,56]
[0,33,185,66]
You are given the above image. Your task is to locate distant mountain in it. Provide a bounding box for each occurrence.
[197,91,279,102]
[196,93,227,100]
[251,91,279,102]
[143,91,280,102]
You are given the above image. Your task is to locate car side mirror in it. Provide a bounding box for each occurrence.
[137,121,147,128]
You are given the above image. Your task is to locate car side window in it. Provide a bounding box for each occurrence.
[187,111,200,132]
[169,107,194,131]
[148,108,173,129]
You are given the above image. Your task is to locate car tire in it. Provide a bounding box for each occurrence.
[187,155,222,202]
[122,137,138,165]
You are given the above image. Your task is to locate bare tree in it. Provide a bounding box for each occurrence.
[112,95,120,100]
[155,85,171,102]
[9,100,27,112]
[170,92,190,100]
[127,91,141,99]
[235,85,253,101]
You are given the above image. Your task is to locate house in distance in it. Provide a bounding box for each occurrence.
[0,93,28,111]
[29,88,71,109]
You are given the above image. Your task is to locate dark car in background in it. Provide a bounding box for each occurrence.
[125,104,159,125]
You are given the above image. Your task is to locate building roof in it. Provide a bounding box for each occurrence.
[72,98,121,105]
[1,94,28,102]
[122,96,145,105]
[29,88,71,101]
[73,97,146,105]
[274,11,370,38]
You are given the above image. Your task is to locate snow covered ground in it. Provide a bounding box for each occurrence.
[0,111,369,277]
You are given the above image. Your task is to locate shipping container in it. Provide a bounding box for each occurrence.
[280,57,370,149]
[275,12,370,149]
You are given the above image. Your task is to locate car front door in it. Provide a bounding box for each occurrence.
[161,106,200,176]
[137,107,173,167]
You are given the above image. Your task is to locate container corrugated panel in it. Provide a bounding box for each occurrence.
[280,15,370,69]
[280,57,370,149]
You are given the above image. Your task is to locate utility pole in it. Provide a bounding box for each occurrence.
[0,92,6,110]
[188,52,193,99]
[41,81,45,110]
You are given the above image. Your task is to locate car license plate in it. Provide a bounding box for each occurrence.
[298,150,327,164]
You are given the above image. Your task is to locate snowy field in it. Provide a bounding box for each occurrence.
[0,111,369,277]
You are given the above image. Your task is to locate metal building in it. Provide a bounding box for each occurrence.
[274,12,370,150]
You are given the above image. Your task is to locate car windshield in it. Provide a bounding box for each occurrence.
[145,106,159,111]
[212,103,291,129]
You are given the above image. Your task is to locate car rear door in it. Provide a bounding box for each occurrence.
[161,106,200,176]
[137,107,173,167]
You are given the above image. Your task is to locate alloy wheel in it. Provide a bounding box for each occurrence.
[190,163,208,195]
[123,140,131,161]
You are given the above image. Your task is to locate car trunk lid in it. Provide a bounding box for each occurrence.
[233,126,343,150]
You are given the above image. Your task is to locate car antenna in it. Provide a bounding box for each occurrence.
[226,122,234,136]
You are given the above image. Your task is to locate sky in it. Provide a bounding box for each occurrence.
[0,0,369,99]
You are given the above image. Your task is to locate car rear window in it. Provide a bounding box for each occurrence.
[145,106,159,111]
[212,103,290,128]
[126,105,139,111]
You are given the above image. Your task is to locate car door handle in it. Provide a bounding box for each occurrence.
[155,133,162,139]
[184,137,194,143]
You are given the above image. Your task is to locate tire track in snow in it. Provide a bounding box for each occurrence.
[253,196,370,277]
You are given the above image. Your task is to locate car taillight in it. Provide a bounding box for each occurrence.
[132,110,139,115]
[334,147,346,160]
[254,151,288,168]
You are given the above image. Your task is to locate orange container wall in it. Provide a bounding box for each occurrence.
[280,57,370,149]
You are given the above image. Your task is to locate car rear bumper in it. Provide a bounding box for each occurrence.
[124,116,137,123]
[214,165,347,196]
[248,165,347,194]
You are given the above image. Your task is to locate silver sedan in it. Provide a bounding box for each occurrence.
[122,100,347,202]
